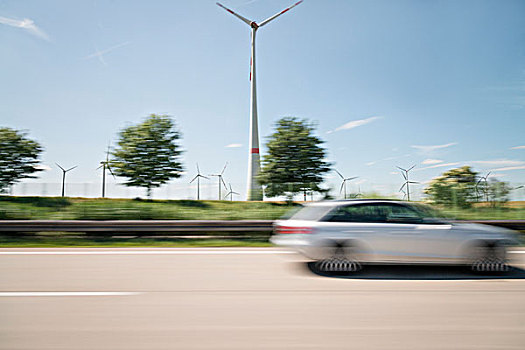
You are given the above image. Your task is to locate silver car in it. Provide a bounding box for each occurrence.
[271,199,518,273]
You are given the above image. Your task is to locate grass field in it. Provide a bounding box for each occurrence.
[0,196,296,220]
[0,196,524,221]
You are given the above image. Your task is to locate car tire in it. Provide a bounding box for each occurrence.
[313,242,362,274]
[468,243,509,274]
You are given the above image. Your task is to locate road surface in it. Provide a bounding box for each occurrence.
[1,248,524,349]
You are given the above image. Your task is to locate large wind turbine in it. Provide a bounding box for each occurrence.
[217,1,303,201]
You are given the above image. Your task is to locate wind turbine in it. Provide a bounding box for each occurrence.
[55,163,77,197]
[97,146,116,198]
[398,165,418,201]
[224,183,240,201]
[190,163,209,200]
[334,169,358,199]
[217,1,303,201]
[476,172,491,202]
[210,162,228,200]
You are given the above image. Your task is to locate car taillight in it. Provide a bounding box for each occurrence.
[275,226,313,234]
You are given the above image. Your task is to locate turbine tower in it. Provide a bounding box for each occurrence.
[217,1,303,201]
[55,163,77,197]
[210,162,228,200]
[190,163,209,200]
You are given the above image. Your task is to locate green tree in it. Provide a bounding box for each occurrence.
[0,127,43,193]
[111,114,184,198]
[424,166,478,208]
[487,178,511,207]
[258,117,331,200]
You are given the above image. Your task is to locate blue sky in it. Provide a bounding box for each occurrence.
[1,0,524,199]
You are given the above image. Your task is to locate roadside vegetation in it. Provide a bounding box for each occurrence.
[0,196,297,220]
[0,196,524,221]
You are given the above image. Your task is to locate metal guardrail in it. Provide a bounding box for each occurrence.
[0,220,274,235]
[0,220,524,235]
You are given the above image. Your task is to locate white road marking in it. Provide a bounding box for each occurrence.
[0,292,141,297]
[0,250,294,255]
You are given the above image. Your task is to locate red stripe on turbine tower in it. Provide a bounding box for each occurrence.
[251,148,259,154]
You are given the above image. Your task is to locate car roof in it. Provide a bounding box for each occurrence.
[304,199,409,207]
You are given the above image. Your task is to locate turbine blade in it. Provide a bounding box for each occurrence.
[216,2,252,26]
[400,183,407,192]
[346,176,358,181]
[66,165,78,172]
[339,181,345,194]
[221,176,228,189]
[408,181,419,184]
[334,169,344,179]
[221,162,228,175]
[196,163,200,174]
[408,164,416,172]
[232,191,240,195]
[55,163,65,171]
[259,0,303,27]
[107,165,116,178]
[201,175,210,180]
[396,166,406,172]
[189,175,198,183]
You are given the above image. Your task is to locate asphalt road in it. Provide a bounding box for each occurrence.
[1,248,525,349]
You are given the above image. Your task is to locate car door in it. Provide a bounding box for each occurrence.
[378,203,454,262]
[318,203,393,262]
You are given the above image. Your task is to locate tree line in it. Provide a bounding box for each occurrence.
[0,114,515,204]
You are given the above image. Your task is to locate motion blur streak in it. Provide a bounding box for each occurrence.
[1,248,524,349]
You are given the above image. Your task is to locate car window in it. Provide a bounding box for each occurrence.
[323,204,386,223]
[287,205,334,221]
[322,203,423,224]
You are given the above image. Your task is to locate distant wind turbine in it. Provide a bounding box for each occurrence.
[334,169,358,199]
[476,172,491,202]
[190,163,209,200]
[55,163,77,197]
[224,183,240,201]
[397,165,418,201]
[97,146,116,198]
[210,162,228,200]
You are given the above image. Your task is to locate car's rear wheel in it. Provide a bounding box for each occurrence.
[468,243,509,273]
[314,242,362,274]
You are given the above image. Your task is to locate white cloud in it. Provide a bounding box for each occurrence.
[492,165,525,172]
[389,171,398,175]
[0,16,49,40]
[511,145,525,150]
[416,162,460,171]
[84,42,131,65]
[225,143,242,148]
[471,159,525,167]
[422,159,443,165]
[411,142,457,153]
[327,116,381,134]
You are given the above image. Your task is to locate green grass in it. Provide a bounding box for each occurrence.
[0,196,524,221]
[0,196,297,220]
